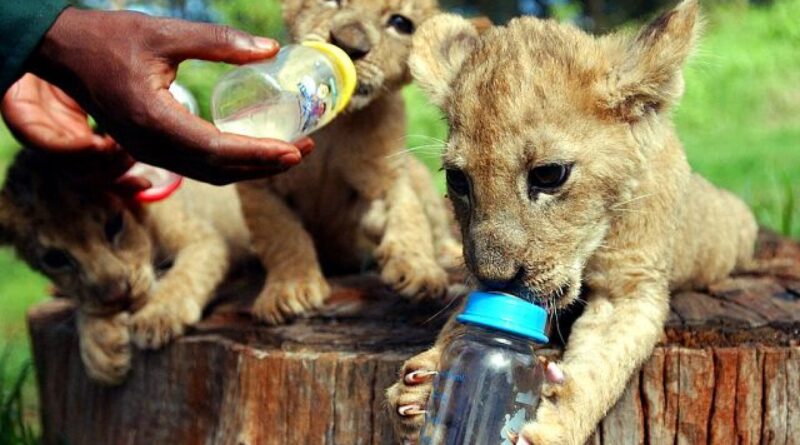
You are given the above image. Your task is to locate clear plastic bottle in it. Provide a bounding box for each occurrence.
[211,41,357,142]
[420,291,549,445]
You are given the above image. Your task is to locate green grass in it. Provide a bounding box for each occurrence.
[0,0,798,437]
[0,350,38,445]
[676,0,800,238]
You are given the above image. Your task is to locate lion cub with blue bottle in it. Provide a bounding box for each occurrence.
[387,1,758,444]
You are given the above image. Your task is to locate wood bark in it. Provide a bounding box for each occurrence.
[28,231,800,445]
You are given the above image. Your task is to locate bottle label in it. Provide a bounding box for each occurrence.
[297,75,339,134]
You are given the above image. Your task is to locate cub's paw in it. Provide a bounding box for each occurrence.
[130,298,201,350]
[252,271,331,325]
[517,362,582,445]
[79,312,132,385]
[377,243,448,301]
[386,350,440,443]
[517,403,572,445]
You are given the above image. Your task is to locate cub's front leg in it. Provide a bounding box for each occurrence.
[129,205,230,349]
[519,278,670,445]
[77,310,131,385]
[238,181,330,325]
[376,168,449,301]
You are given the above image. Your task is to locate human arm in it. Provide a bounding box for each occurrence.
[0,0,67,93]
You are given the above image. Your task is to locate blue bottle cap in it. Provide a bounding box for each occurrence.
[456,291,549,344]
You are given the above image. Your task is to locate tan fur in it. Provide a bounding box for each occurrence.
[238,0,461,325]
[387,2,758,443]
[0,149,251,384]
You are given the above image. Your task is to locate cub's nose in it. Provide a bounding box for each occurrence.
[474,265,526,294]
[100,281,132,308]
[329,23,371,60]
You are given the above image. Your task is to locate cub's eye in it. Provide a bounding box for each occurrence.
[41,249,74,272]
[105,212,124,243]
[529,164,572,193]
[387,14,414,34]
[445,169,470,198]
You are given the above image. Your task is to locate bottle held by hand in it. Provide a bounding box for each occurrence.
[211,41,357,142]
[420,291,549,445]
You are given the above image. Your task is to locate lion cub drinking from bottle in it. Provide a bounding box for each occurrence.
[238,0,460,325]
[387,1,758,443]
[0,150,250,384]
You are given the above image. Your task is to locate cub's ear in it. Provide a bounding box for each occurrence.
[410,14,481,108]
[601,0,701,122]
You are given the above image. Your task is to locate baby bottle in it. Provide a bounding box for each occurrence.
[419,291,549,445]
[211,41,357,142]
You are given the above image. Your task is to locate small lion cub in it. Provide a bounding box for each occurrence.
[238,0,461,325]
[0,149,251,384]
[387,2,758,444]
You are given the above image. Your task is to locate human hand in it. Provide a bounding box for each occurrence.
[27,8,314,185]
[2,73,116,153]
[1,74,151,193]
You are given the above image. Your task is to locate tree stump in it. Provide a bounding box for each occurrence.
[28,231,800,445]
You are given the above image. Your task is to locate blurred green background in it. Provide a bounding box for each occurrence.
[1,0,799,440]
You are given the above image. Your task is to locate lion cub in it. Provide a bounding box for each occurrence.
[0,149,250,384]
[238,0,460,324]
[387,2,757,444]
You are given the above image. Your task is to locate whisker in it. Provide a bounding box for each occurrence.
[423,294,460,324]
[406,134,447,144]
[612,193,655,208]
[386,144,446,159]
[610,207,644,215]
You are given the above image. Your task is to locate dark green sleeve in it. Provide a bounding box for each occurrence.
[0,0,69,93]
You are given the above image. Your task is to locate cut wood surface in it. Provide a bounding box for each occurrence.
[28,231,800,445]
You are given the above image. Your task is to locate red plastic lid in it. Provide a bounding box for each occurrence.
[125,162,183,203]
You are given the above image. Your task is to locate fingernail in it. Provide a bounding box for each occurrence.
[253,37,278,51]
[279,152,301,165]
[397,405,426,417]
[91,134,108,147]
[293,137,315,155]
[546,362,565,384]
[404,370,437,385]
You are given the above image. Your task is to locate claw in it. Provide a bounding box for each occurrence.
[517,436,531,445]
[506,429,519,443]
[397,404,427,417]
[404,370,438,385]
[537,356,565,384]
[546,361,565,384]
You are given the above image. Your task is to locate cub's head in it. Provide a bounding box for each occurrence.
[283,0,439,109]
[411,2,700,307]
[0,149,156,315]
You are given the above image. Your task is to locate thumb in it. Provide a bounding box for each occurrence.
[157,20,279,65]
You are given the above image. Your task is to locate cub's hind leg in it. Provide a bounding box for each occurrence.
[238,181,330,325]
